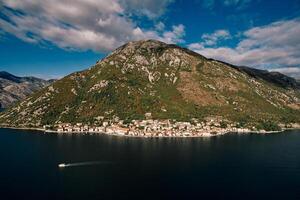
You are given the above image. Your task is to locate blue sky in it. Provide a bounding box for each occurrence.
[1,0,300,79]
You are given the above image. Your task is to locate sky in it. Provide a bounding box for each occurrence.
[0,0,300,79]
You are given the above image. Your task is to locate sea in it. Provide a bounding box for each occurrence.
[0,128,299,200]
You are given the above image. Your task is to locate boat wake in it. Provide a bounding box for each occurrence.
[58,161,112,168]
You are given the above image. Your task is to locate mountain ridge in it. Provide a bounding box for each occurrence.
[0,40,299,128]
[0,71,54,109]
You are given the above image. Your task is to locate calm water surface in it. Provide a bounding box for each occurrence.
[0,128,300,200]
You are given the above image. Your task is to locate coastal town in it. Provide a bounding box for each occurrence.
[44,113,276,137]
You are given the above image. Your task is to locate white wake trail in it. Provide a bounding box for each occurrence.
[58,161,112,168]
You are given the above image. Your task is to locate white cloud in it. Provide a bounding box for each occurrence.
[162,24,185,44]
[120,0,174,19]
[188,29,231,50]
[188,43,204,50]
[0,0,182,52]
[155,22,166,32]
[201,29,231,46]
[188,18,300,78]
[202,0,252,9]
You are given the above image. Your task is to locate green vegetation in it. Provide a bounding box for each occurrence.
[0,40,299,128]
[255,120,282,131]
[220,121,228,128]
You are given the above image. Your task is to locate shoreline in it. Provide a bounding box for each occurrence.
[0,126,296,138]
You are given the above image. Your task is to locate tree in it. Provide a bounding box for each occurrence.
[256,120,281,131]
[220,121,227,128]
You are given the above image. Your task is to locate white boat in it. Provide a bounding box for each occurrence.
[58,163,67,168]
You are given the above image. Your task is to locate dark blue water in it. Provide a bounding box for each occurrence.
[0,128,300,200]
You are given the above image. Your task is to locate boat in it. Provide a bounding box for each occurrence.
[58,163,67,168]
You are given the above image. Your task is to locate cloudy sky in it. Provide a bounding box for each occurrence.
[0,0,300,79]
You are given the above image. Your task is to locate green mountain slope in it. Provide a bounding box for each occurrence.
[0,40,299,128]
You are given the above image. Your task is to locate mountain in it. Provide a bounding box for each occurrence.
[0,40,299,128]
[0,71,54,109]
[210,61,300,89]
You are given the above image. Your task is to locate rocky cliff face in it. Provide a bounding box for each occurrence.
[0,40,299,127]
[0,71,54,109]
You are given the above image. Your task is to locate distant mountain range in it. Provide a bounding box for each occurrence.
[0,40,299,128]
[211,61,300,89]
[0,71,54,109]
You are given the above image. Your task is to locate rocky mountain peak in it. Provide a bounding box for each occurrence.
[97,40,200,78]
[108,40,198,60]
[116,39,169,53]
